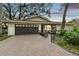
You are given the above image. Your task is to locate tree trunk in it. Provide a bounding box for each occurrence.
[8,3,12,20]
[61,3,69,29]
[19,4,21,20]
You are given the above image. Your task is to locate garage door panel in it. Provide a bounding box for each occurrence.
[15,25,38,35]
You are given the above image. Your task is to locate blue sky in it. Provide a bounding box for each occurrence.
[50,3,79,21]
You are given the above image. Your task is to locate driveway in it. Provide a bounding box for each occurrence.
[0,34,73,56]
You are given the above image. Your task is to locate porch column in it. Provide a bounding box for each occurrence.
[38,24,41,33]
[8,23,15,36]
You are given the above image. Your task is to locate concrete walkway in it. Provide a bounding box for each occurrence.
[0,34,73,56]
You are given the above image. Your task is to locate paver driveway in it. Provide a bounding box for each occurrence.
[0,34,73,56]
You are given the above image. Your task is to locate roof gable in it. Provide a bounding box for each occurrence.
[25,15,51,22]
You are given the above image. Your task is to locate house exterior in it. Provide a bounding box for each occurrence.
[74,19,79,27]
[2,15,74,36]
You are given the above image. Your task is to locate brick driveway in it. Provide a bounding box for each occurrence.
[0,34,73,56]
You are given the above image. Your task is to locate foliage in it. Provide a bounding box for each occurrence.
[48,28,57,34]
[56,36,68,48]
[56,27,79,55]
[2,3,53,20]
[2,29,8,34]
[0,4,2,34]
[68,20,74,23]
[0,34,10,41]
[73,27,79,33]
[58,29,67,36]
[63,27,79,45]
[56,36,79,55]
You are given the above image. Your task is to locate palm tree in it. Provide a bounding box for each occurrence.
[61,3,69,29]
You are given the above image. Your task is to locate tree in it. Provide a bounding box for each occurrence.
[0,4,2,34]
[2,3,53,20]
[18,3,26,20]
[18,3,52,20]
[22,3,53,19]
[3,3,12,20]
[61,3,69,29]
[0,3,2,34]
[2,3,18,20]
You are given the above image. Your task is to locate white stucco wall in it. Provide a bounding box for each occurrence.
[65,25,73,31]
[56,25,73,31]
[8,23,15,35]
[7,23,73,36]
[56,25,61,30]
[38,24,41,32]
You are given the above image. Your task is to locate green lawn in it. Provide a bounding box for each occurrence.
[55,36,79,55]
[0,35,10,41]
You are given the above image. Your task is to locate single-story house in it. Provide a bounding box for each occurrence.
[2,15,74,36]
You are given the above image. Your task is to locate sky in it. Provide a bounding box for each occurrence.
[49,3,79,22]
[2,3,79,22]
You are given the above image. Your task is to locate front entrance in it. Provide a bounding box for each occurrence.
[15,24,38,35]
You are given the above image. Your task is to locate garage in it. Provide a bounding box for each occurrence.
[2,16,57,36]
[15,24,38,35]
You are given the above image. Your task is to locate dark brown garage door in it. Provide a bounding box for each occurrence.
[15,24,38,35]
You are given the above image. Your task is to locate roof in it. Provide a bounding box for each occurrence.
[24,15,51,22]
[1,15,74,25]
[1,20,74,25]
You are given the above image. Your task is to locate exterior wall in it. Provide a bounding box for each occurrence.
[42,25,73,32]
[7,22,73,36]
[38,24,41,32]
[56,25,61,30]
[8,23,41,35]
[56,25,74,31]
[44,25,51,31]
[74,19,79,27]
[64,25,73,31]
[8,23,15,35]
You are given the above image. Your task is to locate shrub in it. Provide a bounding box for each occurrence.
[73,27,79,33]
[2,29,8,34]
[63,27,79,45]
[58,29,67,36]
[48,28,56,34]
[0,34,10,41]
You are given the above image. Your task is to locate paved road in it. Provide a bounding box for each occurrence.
[0,34,73,56]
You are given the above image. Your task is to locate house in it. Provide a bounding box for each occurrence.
[2,15,74,36]
[73,19,79,27]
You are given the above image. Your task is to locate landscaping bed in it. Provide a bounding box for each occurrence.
[0,34,10,41]
[56,36,79,55]
[55,28,79,56]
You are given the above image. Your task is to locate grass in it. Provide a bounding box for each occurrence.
[55,35,79,55]
[0,34,10,41]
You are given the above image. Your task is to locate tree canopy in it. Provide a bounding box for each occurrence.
[2,3,53,20]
